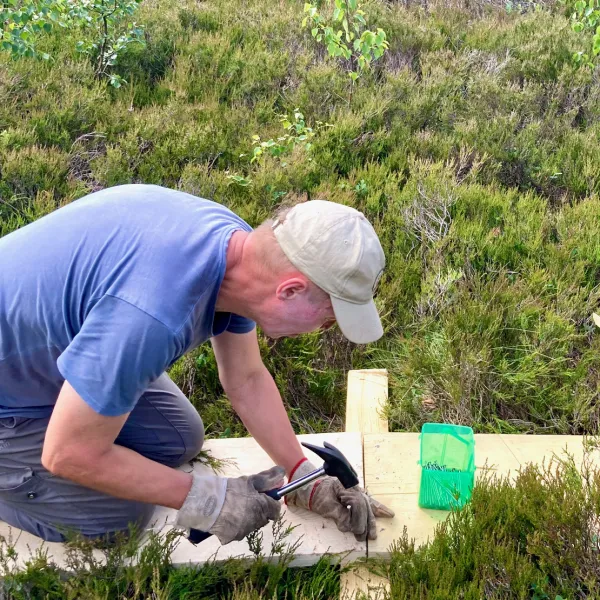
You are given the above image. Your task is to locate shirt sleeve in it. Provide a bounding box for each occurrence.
[225,313,256,334]
[56,295,182,417]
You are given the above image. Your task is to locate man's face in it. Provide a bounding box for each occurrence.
[256,280,337,339]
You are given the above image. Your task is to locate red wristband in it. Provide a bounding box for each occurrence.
[288,457,308,481]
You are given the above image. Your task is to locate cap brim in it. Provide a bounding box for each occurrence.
[331,296,383,344]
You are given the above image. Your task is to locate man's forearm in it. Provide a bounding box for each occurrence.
[54,445,193,510]
[228,368,305,475]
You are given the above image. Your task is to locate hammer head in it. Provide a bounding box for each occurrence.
[301,441,359,489]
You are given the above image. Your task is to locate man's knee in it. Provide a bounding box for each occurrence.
[143,407,205,468]
[170,410,204,467]
[118,373,205,468]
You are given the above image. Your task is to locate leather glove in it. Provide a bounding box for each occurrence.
[285,459,394,541]
[175,465,285,545]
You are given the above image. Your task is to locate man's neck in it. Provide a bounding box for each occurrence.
[216,230,262,318]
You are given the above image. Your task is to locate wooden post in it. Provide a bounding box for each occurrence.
[340,369,390,600]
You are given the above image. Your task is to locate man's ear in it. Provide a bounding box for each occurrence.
[276,277,309,300]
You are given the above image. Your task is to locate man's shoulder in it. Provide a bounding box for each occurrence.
[91,184,251,227]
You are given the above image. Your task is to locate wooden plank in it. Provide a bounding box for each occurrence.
[341,568,388,600]
[500,434,589,469]
[342,369,390,599]
[365,432,600,558]
[0,432,364,570]
[157,432,365,568]
[345,369,389,434]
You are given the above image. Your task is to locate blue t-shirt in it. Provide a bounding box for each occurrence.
[0,184,255,418]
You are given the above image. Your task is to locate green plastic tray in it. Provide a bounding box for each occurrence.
[418,423,475,510]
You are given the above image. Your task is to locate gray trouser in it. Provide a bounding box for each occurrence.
[0,373,204,543]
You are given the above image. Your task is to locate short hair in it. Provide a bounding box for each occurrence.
[254,209,330,303]
[253,211,295,276]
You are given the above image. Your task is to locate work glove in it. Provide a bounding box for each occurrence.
[175,465,285,545]
[285,459,394,541]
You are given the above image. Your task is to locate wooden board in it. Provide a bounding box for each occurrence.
[342,369,390,600]
[0,432,364,570]
[345,369,389,435]
[153,432,365,568]
[365,432,600,558]
[340,567,388,600]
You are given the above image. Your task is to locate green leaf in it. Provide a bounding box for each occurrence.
[575,0,586,11]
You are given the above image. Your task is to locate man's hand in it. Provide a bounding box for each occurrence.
[175,466,285,545]
[285,459,394,541]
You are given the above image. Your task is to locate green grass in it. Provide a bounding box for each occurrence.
[3,0,600,437]
[377,444,600,599]
[0,518,343,599]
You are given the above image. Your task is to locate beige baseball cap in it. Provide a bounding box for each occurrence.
[272,200,385,344]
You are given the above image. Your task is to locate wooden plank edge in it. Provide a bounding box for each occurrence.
[341,369,391,599]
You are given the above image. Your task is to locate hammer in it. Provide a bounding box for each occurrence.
[187,441,359,545]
